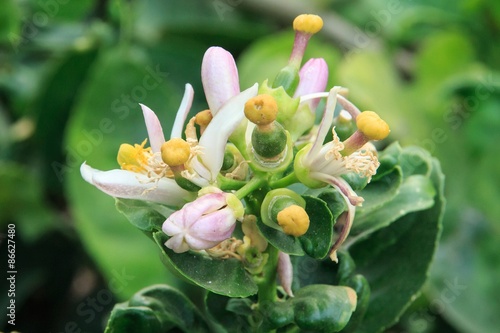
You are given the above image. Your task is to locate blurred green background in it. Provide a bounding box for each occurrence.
[0,0,499,332]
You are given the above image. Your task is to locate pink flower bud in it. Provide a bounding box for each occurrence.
[277,252,294,297]
[201,47,240,114]
[294,58,329,111]
[162,192,243,253]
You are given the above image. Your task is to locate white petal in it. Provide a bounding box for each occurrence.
[196,84,258,182]
[171,83,194,139]
[80,163,191,206]
[140,104,165,153]
[307,87,340,161]
[202,47,240,115]
[165,235,190,253]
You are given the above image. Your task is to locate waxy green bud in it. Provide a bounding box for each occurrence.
[272,65,300,96]
[251,122,287,159]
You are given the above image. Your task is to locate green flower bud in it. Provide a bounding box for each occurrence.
[272,65,300,96]
[251,122,287,159]
[248,128,294,173]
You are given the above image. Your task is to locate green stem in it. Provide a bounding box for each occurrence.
[234,177,266,200]
[269,172,299,189]
[217,175,247,191]
[257,245,279,304]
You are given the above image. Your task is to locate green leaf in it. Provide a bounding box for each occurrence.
[115,198,174,233]
[153,232,258,297]
[348,157,445,333]
[64,47,184,299]
[299,196,334,259]
[398,146,432,179]
[257,218,306,256]
[350,174,436,240]
[263,285,357,332]
[205,292,254,333]
[105,284,210,333]
[259,192,339,258]
[355,167,402,216]
[340,275,371,333]
[105,306,162,333]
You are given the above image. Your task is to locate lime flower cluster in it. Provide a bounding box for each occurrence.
[81,14,390,289]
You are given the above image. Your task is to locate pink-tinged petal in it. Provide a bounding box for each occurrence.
[162,214,185,235]
[190,207,236,241]
[202,46,240,115]
[329,203,355,262]
[183,234,220,251]
[182,192,227,224]
[80,163,191,206]
[307,87,340,161]
[165,235,190,253]
[278,252,294,297]
[295,58,328,110]
[171,83,194,139]
[317,176,357,262]
[311,173,364,207]
[337,95,361,118]
[140,104,165,153]
[197,84,258,182]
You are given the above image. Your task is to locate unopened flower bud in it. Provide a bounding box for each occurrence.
[277,252,294,297]
[162,192,243,253]
[272,65,300,96]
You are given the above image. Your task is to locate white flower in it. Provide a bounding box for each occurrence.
[294,87,381,261]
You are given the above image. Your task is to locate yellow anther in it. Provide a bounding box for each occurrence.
[117,139,149,172]
[161,138,191,167]
[356,111,390,141]
[244,94,278,126]
[293,14,323,34]
[277,205,310,237]
[195,109,213,127]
